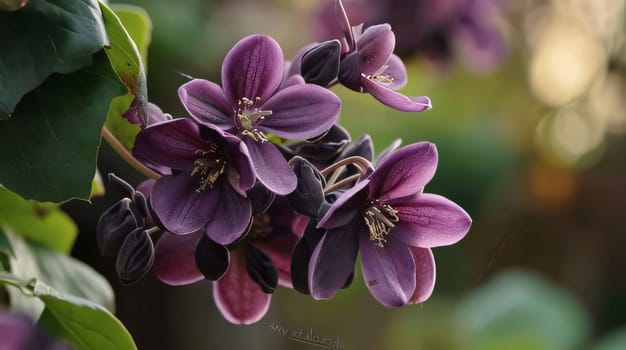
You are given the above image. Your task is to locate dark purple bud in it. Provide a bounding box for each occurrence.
[115,228,155,285]
[96,198,140,257]
[291,218,326,294]
[194,234,229,281]
[282,124,351,164]
[287,157,326,217]
[301,39,341,86]
[108,173,136,197]
[132,190,150,221]
[245,245,278,294]
[247,182,276,216]
[339,134,374,162]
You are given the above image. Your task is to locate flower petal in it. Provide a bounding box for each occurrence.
[369,142,438,201]
[195,234,230,280]
[336,0,355,51]
[245,245,278,293]
[213,248,271,325]
[357,24,395,75]
[290,218,326,294]
[360,235,416,307]
[153,231,204,286]
[408,247,436,304]
[259,84,341,139]
[178,79,233,130]
[133,118,205,171]
[383,54,407,90]
[204,182,251,245]
[317,179,369,229]
[361,74,431,112]
[375,138,402,165]
[243,138,297,195]
[150,175,218,235]
[391,193,472,248]
[338,52,364,91]
[281,74,305,89]
[222,35,284,103]
[308,222,360,300]
[200,124,256,194]
[254,230,298,288]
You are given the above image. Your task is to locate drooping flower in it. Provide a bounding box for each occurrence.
[319,0,432,112]
[303,142,471,306]
[315,0,507,72]
[178,34,342,195]
[152,198,299,324]
[133,117,255,245]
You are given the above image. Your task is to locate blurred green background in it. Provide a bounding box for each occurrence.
[65,0,626,349]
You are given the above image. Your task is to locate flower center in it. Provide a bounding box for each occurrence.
[366,65,394,85]
[363,200,399,247]
[237,97,272,142]
[191,145,226,192]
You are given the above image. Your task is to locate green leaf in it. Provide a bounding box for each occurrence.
[34,280,137,350]
[0,271,34,296]
[0,227,15,259]
[0,186,77,253]
[457,270,590,350]
[111,4,152,66]
[0,272,136,350]
[0,50,127,202]
[90,170,106,198]
[2,229,115,317]
[0,0,107,118]
[100,1,150,149]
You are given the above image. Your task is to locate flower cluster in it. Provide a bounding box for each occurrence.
[98,0,471,325]
[315,0,507,72]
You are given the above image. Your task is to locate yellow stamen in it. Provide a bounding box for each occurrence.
[237,96,272,131]
[191,148,226,192]
[366,65,394,85]
[363,202,399,247]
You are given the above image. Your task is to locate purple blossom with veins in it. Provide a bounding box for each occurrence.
[307,142,471,307]
[178,34,342,195]
[152,198,299,325]
[133,117,255,245]
[329,0,432,112]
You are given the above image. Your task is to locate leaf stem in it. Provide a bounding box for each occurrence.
[101,127,160,180]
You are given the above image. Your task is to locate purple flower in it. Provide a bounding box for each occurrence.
[326,0,432,112]
[316,0,507,72]
[178,34,342,195]
[152,198,299,324]
[133,118,255,245]
[308,142,471,306]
